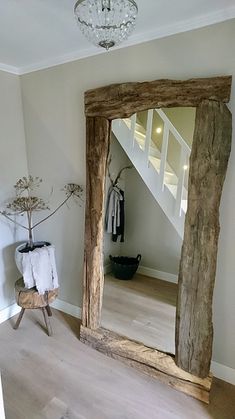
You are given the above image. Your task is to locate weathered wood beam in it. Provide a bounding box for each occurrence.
[80,325,212,404]
[175,100,232,378]
[82,116,111,329]
[85,76,232,119]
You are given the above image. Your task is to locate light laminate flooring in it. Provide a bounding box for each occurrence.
[0,309,235,418]
[102,274,177,354]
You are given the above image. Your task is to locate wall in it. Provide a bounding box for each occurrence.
[122,167,182,275]
[103,134,129,266]
[105,136,181,276]
[20,19,235,371]
[0,71,28,311]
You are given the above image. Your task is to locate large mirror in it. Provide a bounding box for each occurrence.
[80,76,232,402]
[102,107,196,355]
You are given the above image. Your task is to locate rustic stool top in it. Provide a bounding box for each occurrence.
[15,278,58,309]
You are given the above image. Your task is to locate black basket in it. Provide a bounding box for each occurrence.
[109,254,141,280]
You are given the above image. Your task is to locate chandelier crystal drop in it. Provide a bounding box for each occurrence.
[74,0,138,50]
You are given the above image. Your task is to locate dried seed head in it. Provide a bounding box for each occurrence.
[14,176,42,194]
[63,183,83,199]
[7,196,49,213]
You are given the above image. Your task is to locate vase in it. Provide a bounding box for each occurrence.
[15,241,51,275]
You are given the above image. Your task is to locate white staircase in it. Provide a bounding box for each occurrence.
[112,109,191,239]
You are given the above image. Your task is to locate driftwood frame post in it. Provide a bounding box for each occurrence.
[80,76,232,403]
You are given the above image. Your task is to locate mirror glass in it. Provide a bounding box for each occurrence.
[102,107,195,354]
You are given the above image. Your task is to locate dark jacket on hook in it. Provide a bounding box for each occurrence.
[105,186,125,242]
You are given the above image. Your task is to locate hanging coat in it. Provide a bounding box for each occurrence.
[105,186,125,242]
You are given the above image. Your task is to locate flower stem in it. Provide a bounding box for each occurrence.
[32,194,71,230]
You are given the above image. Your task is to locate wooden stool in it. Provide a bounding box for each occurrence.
[14,278,58,336]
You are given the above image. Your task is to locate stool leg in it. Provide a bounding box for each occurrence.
[14,308,25,330]
[45,305,52,317]
[42,308,52,336]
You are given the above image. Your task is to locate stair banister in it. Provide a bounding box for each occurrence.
[130,113,137,148]
[155,108,191,155]
[159,124,169,191]
[175,148,188,216]
[144,109,153,165]
[155,108,191,213]
[112,106,192,237]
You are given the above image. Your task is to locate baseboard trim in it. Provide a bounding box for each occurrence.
[138,265,178,284]
[104,264,178,283]
[0,303,21,324]
[211,361,235,386]
[51,299,82,319]
[0,299,82,324]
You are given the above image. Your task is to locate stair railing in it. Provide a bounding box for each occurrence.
[129,108,191,216]
[156,109,191,216]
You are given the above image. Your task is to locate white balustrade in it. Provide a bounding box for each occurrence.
[159,125,169,191]
[144,109,153,165]
[156,108,191,155]
[130,113,137,148]
[120,107,192,219]
[175,149,188,217]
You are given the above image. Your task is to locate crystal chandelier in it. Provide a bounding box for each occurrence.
[74,0,138,50]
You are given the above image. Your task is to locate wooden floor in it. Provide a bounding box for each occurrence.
[102,273,177,353]
[0,309,235,418]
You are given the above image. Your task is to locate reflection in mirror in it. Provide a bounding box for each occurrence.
[102,107,195,354]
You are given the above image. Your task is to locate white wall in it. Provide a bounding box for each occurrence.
[20,19,235,370]
[103,134,129,266]
[0,71,28,310]
[104,136,181,275]
[122,167,182,275]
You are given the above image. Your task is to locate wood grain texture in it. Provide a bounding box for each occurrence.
[175,100,232,378]
[82,116,111,329]
[82,77,232,401]
[80,325,212,404]
[85,76,232,119]
[15,278,58,309]
[2,309,235,419]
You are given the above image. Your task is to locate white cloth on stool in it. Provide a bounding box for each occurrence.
[22,245,59,295]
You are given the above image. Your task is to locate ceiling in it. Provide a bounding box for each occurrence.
[0,0,234,74]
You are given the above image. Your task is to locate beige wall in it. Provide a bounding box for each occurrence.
[0,71,28,310]
[20,19,235,370]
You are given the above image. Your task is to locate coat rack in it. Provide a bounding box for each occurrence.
[107,155,132,187]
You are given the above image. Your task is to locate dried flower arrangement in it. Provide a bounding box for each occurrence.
[0,176,83,250]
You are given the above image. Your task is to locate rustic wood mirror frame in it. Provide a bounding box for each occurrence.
[80,76,232,403]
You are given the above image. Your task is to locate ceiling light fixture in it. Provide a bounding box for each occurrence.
[74,0,138,51]
[156,127,162,134]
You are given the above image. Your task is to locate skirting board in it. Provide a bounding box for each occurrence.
[0,303,21,324]
[51,299,82,319]
[1,301,234,385]
[0,299,81,325]
[211,361,235,386]
[138,266,178,284]
[104,264,178,284]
